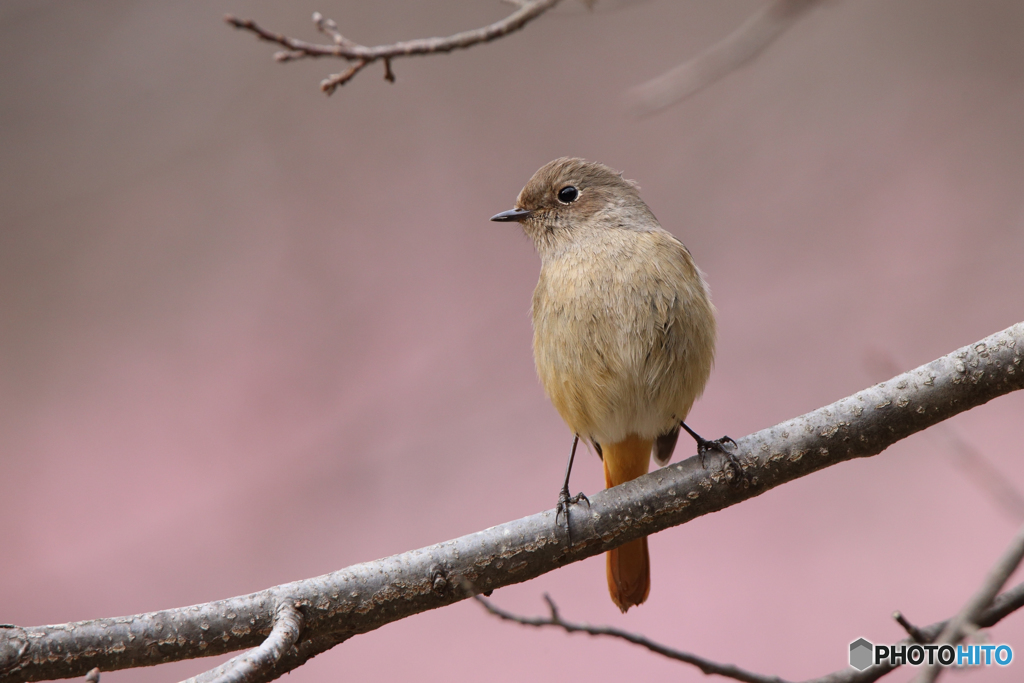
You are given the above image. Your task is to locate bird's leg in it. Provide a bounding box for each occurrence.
[555,434,590,545]
[680,421,743,481]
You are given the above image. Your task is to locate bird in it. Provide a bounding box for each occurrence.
[492,157,720,612]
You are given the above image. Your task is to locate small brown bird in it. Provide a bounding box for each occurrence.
[492,158,719,612]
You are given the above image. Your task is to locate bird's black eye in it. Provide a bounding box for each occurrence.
[557,186,579,204]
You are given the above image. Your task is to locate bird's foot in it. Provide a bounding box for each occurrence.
[700,437,747,486]
[680,423,747,486]
[696,435,737,468]
[555,486,590,545]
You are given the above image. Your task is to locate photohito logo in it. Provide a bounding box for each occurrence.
[849,638,1013,671]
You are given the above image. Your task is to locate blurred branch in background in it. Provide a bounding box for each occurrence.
[912,519,1024,683]
[0,323,1021,683]
[627,0,826,114]
[226,0,825,104]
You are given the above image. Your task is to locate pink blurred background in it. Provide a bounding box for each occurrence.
[3,1,1024,681]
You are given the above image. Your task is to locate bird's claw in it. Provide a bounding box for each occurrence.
[555,487,590,545]
[695,435,747,486]
[696,435,736,467]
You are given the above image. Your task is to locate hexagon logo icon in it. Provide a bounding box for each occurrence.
[849,638,873,671]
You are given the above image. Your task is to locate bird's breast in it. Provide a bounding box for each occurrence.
[530,232,715,444]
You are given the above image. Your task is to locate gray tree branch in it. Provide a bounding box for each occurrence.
[1,322,1021,683]
[197,604,303,683]
[865,350,1024,522]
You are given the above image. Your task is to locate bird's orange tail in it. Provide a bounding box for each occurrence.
[602,434,652,612]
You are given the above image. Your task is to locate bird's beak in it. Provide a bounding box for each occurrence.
[490,208,532,223]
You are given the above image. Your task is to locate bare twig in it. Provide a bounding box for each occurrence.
[478,582,1024,683]
[628,0,825,114]
[322,60,369,92]
[0,323,1022,683]
[225,0,563,94]
[476,593,786,683]
[912,520,1024,683]
[892,611,926,644]
[311,12,355,48]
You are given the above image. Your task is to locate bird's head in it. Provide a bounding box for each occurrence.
[491,157,656,257]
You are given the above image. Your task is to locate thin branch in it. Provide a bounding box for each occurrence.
[892,611,926,644]
[912,520,1024,683]
[311,12,355,48]
[225,0,563,94]
[476,593,786,683]
[190,604,303,683]
[477,582,1024,683]
[628,0,825,115]
[321,60,368,93]
[0,323,1022,683]
[186,633,345,683]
